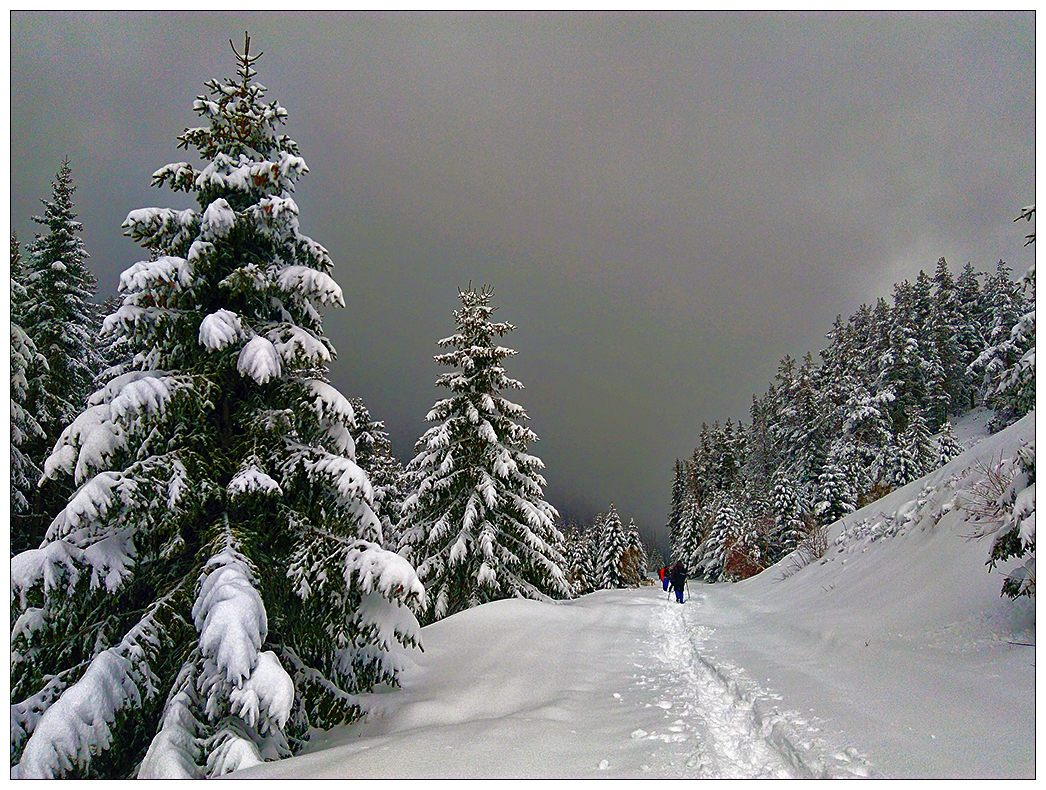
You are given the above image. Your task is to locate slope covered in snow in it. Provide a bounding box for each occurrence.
[236,411,1035,779]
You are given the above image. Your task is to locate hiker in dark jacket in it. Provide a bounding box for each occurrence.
[670,561,686,603]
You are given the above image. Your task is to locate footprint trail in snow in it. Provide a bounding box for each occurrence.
[632,592,872,778]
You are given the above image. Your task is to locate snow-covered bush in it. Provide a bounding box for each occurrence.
[10,36,423,779]
[961,439,1036,599]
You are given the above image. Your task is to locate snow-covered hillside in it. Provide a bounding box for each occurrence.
[236,411,1035,779]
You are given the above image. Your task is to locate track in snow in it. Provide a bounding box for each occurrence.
[634,589,872,778]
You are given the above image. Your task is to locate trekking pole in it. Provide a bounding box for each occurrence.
[685,579,691,602]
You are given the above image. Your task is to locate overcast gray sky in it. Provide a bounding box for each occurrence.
[10,11,1035,552]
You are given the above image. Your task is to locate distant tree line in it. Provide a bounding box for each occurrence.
[560,504,651,595]
[667,247,1035,585]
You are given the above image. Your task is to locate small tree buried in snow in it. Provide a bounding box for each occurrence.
[399,284,570,623]
[10,36,424,779]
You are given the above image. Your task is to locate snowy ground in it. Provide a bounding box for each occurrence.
[237,410,1035,779]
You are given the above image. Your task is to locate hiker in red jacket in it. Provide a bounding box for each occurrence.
[658,565,670,591]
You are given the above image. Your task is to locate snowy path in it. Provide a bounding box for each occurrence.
[236,586,872,779]
[638,589,872,778]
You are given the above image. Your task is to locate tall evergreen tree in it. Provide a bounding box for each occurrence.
[836,380,894,505]
[814,455,856,527]
[621,518,648,586]
[665,459,688,556]
[399,284,569,622]
[595,504,630,589]
[930,258,975,418]
[694,494,740,582]
[564,520,596,596]
[770,470,809,560]
[676,495,707,573]
[18,161,104,549]
[348,397,406,550]
[969,260,1033,429]
[11,37,423,779]
[899,405,935,478]
[22,158,103,437]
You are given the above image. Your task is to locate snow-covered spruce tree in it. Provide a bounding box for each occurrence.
[991,439,1035,599]
[814,454,856,527]
[723,507,770,581]
[348,397,406,551]
[934,421,965,468]
[621,518,648,586]
[11,232,49,553]
[564,520,596,596]
[694,493,740,582]
[684,497,712,570]
[899,405,935,478]
[974,211,1035,429]
[399,284,569,622]
[969,260,1033,430]
[770,470,809,561]
[595,504,631,589]
[18,161,104,549]
[665,459,688,555]
[22,158,103,441]
[11,37,424,779]
[837,380,894,505]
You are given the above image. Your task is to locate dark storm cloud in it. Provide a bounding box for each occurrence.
[10,11,1034,551]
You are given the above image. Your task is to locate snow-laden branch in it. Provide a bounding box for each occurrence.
[12,587,185,778]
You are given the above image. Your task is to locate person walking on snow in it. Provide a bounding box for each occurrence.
[659,565,671,592]
[670,561,687,603]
